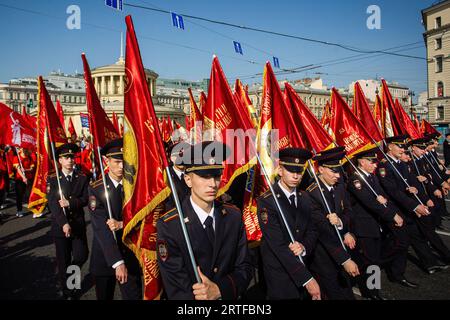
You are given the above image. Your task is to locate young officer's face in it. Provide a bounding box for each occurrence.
[59,156,74,172]
[278,166,302,189]
[319,166,340,186]
[106,157,123,179]
[184,173,220,203]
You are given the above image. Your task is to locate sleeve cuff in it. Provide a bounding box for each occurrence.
[112,260,125,269]
[302,277,314,287]
[337,219,343,230]
[341,258,350,266]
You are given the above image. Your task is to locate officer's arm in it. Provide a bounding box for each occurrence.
[68,177,89,210]
[256,198,314,287]
[309,193,351,265]
[301,195,319,255]
[338,189,353,235]
[214,217,253,300]
[377,166,419,213]
[47,178,68,227]
[348,179,396,223]
[88,186,123,268]
[156,219,194,300]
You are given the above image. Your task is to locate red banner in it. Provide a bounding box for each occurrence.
[68,117,77,141]
[329,88,375,158]
[123,15,171,300]
[284,83,333,152]
[394,99,422,139]
[204,56,257,196]
[353,82,383,142]
[421,119,441,137]
[81,53,120,166]
[0,103,36,150]
[56,100,65,131]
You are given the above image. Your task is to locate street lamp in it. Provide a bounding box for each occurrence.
[409,90,415,120]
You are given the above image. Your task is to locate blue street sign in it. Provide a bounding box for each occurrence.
[171,12,185,30]
[273,56,280,68]
[105,0,123,11]
[233,41,243,55]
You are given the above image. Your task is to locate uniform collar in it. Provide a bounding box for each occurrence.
[190,196,215,230]
[277,180,297,201]
[108,174,123,188]
[173,166,184,180]
[387,153,400,164]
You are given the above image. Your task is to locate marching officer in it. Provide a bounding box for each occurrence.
[13,147,34,217]
[157,141,253,300]
[306,147,359,300]
[165,141,191,210]
[347,148,409,299]
[256,148,320,300]
[88,138,142,300]
[47,143,89,299]
[377,135,450,279]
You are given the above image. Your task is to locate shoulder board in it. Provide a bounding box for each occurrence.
[90,179,103,188]
[162,208,179,223]
[48,173,57,179]
[380,159,387,163]
[306,182,318,192]
[261,190,272,199]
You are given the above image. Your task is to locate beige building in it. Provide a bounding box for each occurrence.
[0,57,186,136]
[422,0,450,128]
[348,79,412,108]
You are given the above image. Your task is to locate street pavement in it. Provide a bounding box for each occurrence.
[1,193,450,300]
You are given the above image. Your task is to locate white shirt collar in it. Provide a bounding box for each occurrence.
[109,174,123,188]
[320,178,334,191]
[173,166,184,180]
[387,153,400,163]
[358,168,371,177]
[190,196,215,230]
[278,181,297,204]
[62,170,74,178]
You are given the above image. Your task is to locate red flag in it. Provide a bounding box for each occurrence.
[199,91,207,112]
[353,82,383,142]
[56,100,65,131]
[28,77,67,214]
[81,53,120,167]
[21,105,37,129]
[167,115,174,137]
[258,62,302,178]
[112,112,120,135]
[413,113,421,133]
[38,77,67,146]
[234,79,258,128]
[68,117,78,141]
[421,119,440,137]
[184,114,190,131]
[284,83,333,152]
[381,79,404,136]
[187,88,203,142]
[123,15,171,300]
[0,103,37,150]
[321,101,332,131]
[394,99,422,139]
[205,56,257,196]
[329,88,375,158]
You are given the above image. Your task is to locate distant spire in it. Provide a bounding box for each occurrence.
[117,31,124,64]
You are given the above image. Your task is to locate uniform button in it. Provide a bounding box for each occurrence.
[213,267,218,273]
[296,229,299,233]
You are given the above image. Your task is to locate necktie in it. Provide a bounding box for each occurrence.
[330,187,335,198]
[289,194,296,208]
[204,216,215,246]
[66,175,72,183]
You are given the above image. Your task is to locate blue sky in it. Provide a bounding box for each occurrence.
[0,0,436,96]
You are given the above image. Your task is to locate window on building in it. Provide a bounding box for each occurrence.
[436,38,442,50]
[436,56,443,73]
[437,81,444,97]
[437,105,444,120]
[436,17,441,29]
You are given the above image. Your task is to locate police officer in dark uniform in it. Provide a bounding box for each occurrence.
[256,148,320,300]
[157,141,253,300]
[347,148,409,299]
[377,135,450,279]
[409,138,448,229]
[47,143,89,299]
[165,141,191,210]
[88,139,142,300]
[306,147,359,300]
